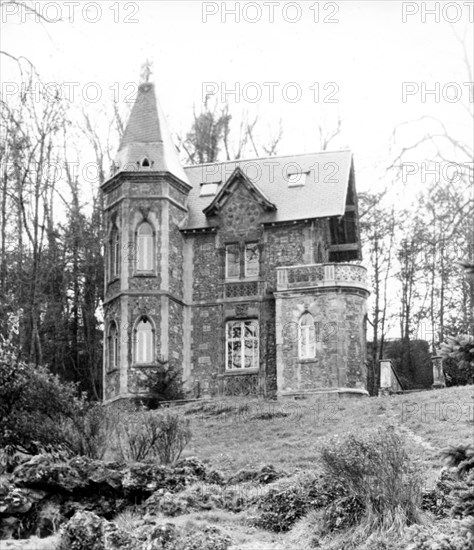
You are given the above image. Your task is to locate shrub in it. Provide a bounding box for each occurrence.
[252,472,337,532]
[62,402,112,459]
[441,445,474,478]
[440,445,474,520]
[319,427,423,534]
[0,336,89,459]
[439,334,474,380]
[116,409,191,464]
[421,470,457,518]
[144,360,185,407]
[253,482,314,532]
[112,508,143,534]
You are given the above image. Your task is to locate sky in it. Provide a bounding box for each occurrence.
[1,0,473,339]
[2,0,473,201]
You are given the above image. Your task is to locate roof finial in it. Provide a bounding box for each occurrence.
[140,59,153,84]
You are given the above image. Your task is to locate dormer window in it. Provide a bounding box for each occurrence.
[287,171,308,187]
[200,182,220,196]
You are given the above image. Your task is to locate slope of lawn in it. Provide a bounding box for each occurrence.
[181,385,474,484]
[2,385,472,550]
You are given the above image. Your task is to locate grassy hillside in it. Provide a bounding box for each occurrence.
[2,386,473,550]
[182,385,474,484]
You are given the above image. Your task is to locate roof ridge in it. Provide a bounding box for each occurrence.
[184,149,352,169]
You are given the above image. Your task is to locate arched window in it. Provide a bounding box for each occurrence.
[299,312,316,360]
[110,226,120,279]
[135,317,154,364]
[136,222,154,272]
[142,158,150,167]
[108,322,119,371]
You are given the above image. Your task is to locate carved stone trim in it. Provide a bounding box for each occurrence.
[138,206,151,221]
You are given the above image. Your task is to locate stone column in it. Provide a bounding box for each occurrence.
[431,355,446,388]
[379,359,392,396]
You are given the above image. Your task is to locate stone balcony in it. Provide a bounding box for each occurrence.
[276,263,369,293]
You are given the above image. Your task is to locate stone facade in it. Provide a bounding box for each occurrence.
[101,81,370,403]
[275,264,369,395]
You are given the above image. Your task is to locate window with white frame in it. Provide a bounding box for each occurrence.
[108,322,119,371]
[226,320,259,370]
[225,244,240,278]
[244,243,259,277]
[135,317,154,364]
[225,243,259,278]
[299,312,316,359]
[136,222,154,271]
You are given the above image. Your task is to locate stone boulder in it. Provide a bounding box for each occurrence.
[13,454,87,493]
[0,482,47,539]
[2,454,222,542]
[58,511,139,550]
[122,463,198,497]
[13,454,124,496]
[227,464,284,485]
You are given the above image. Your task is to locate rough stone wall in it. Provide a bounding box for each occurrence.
[264,220,329,292]
[185,197,332,397]
[103,292,121,402]
[192,235,219,303]
[276,289,367,394]
[169,203,185,299]
[168,181,188,209]
[168,298,184,378]
[219,185,262,240]
[189,304,222,395]
[260,299,277,395]
[103,199,123,401]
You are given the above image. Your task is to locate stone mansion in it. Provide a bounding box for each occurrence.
[101,80,370,404]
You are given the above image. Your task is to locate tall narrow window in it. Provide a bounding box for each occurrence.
[316,242,323,263]
[299,312,316,359]
[226,320,259,370]
[225,244,240,279]
[245,243,259,277]
[137,222,154,272]
[110,227,120,280]
[108,322,119,371]
[135,317,154,364]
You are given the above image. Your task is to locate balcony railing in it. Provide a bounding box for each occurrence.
[276,263,368,292]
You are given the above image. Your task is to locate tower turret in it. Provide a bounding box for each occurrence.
[101,68,190,404]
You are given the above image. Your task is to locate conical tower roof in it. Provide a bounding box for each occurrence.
[114,81,189,184]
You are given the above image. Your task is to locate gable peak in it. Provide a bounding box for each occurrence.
[203,167,276,217]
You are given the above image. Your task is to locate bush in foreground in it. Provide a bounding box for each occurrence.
[319,426,423,535]
[115,409,192,464]
[0,336,90,462]
[252,471,351,533]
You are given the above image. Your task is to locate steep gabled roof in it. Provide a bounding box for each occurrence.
[203,167,276,216]
[182,151,353,230]
[114,82,189,185]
